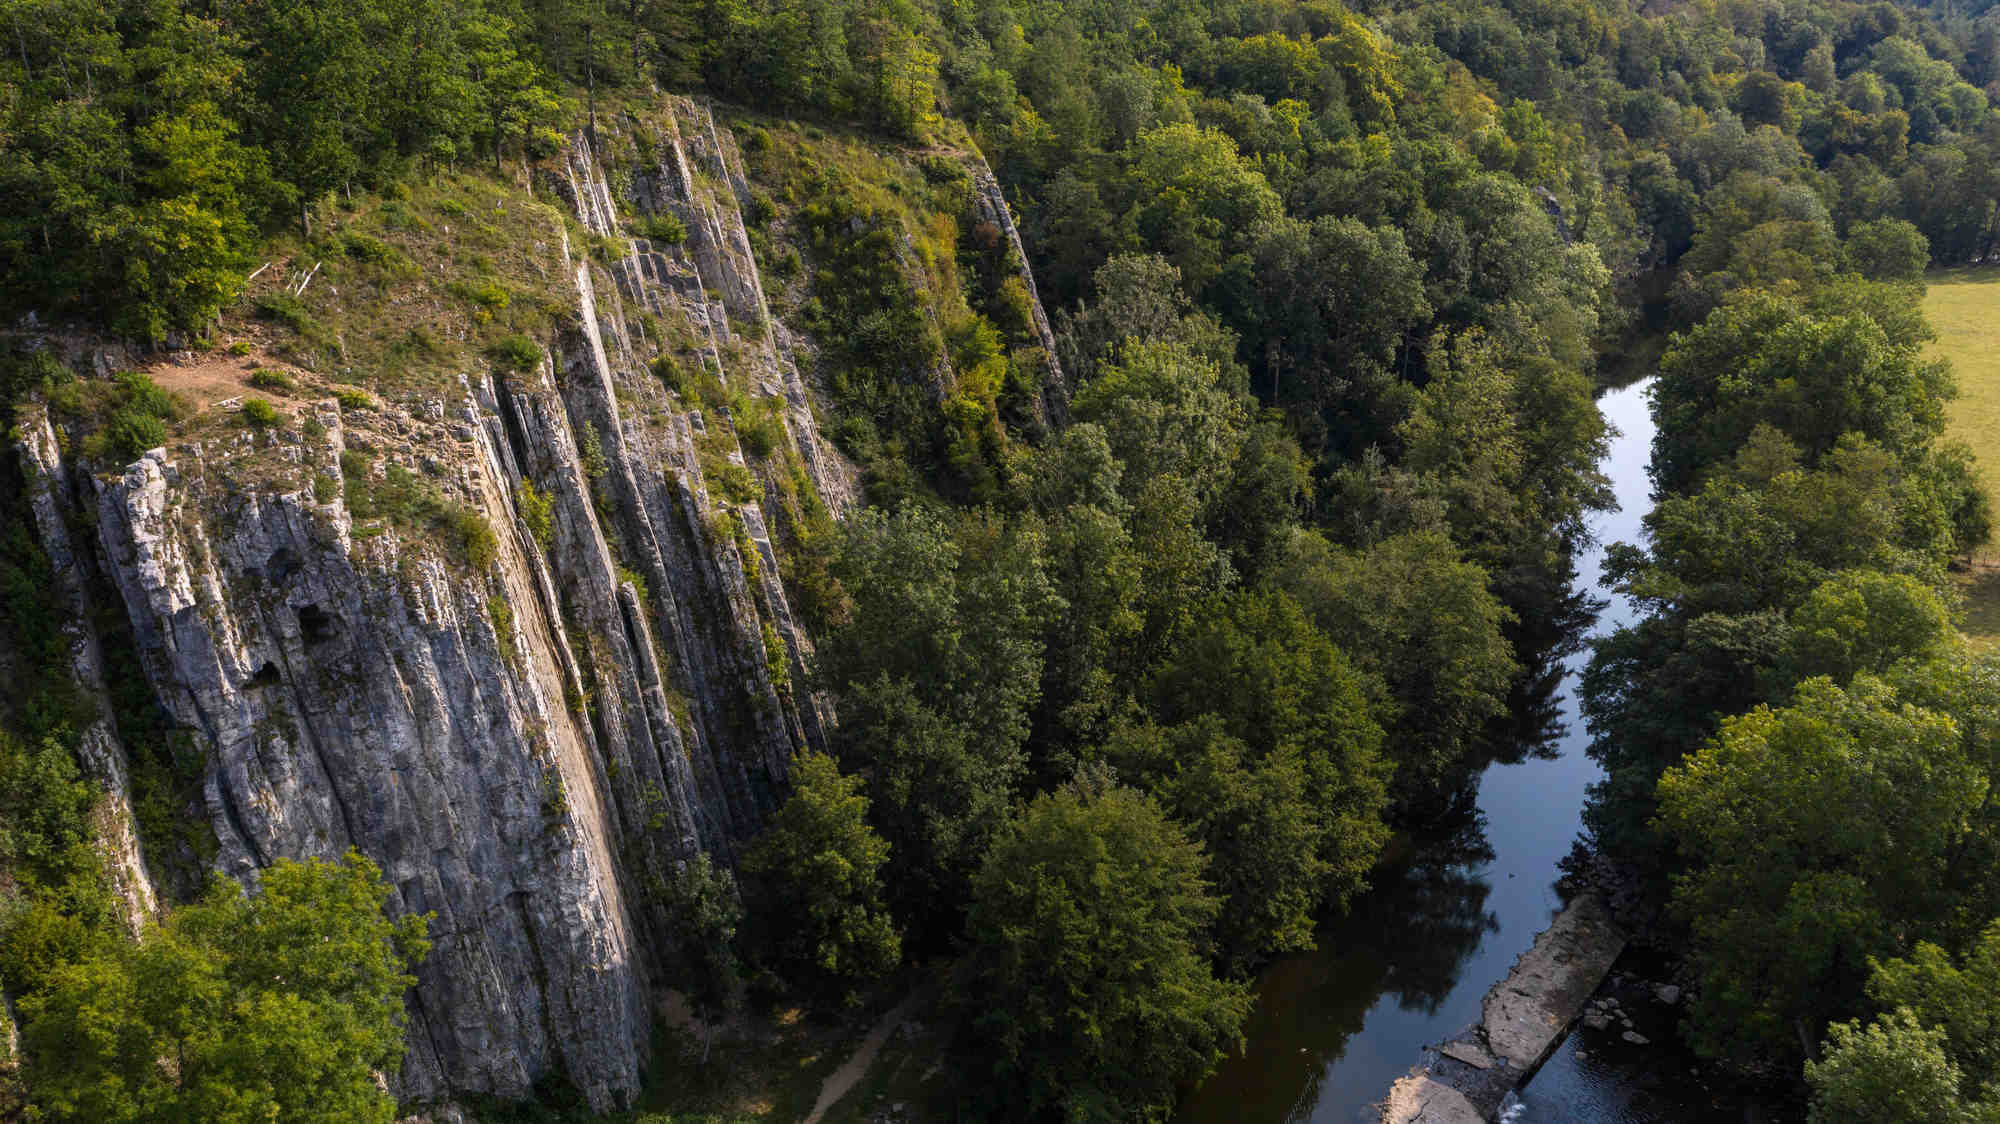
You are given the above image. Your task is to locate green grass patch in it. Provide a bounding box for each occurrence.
[237,171,570,394]
[1927,265,2000,647]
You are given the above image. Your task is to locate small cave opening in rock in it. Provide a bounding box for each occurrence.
[264,548,300,587]
[245,661,282,689]
[296,603,340,645]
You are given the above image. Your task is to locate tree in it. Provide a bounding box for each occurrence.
[1120,123,1281,294]
[1055,253,1237,380]
[1657,676,1981,1062]
[657,852,743,1043]
[1100,717,1327,972]
[1807,1010,1974,1124]
[240,0,372,235]
[1150,587,1391,906]
[1274,528,1518,802]
[1865,922,2000,1096]
[1246,214,1428,418]
[956,777,1250,1122]
[1651,286,1951,494]
[740,752,900,1000]
[1070,339,1248,508]
[19,852,429,1124]
[1845,218,1930,280]
[1782,569,1959,686]
[822,504,1060,760]
[837,675,1019,934]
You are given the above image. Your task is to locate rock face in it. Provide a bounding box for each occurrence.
[19,98,1062,1112]
[15,412,160,934]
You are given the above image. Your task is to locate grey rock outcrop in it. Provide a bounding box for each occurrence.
[20,95,1058,1115]
[14,409,160,933]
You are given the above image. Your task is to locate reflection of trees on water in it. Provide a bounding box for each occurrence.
[1367,807,1501,1016]
[1178,600,1596,1123]
[1182,805,1504,1121]
[1489,573,1601,767]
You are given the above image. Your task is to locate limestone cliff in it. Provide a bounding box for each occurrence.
[12,96,1060,1112]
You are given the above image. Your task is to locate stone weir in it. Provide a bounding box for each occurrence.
[1380,892,1625,1124]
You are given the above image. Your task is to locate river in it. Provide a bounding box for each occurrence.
[1177,379,1687,1124]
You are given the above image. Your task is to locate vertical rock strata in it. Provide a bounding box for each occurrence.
[16,94,1059,1111]
[10,97,1060,1112]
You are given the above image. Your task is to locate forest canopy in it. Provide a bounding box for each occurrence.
[4,0,2000,1118]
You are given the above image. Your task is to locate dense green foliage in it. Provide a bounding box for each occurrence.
[739,752,902,1001]
[0,0,564,338]
[1533,0,2000,1101]
[956,777,1251,1122]
[9,0,2000,1114]
[18,853,429,1124]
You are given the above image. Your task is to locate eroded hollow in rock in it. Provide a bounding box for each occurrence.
[245,661,282,688]
[296,603,340,645]
[264,548,299,586]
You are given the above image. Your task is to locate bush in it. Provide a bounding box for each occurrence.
[246,370,294,392]
[240,398,280,427]
[516,479,554,550]
[710,460,761,504]
[488,597,517,662]
[227,341,253,356]
[652,353,692,398]
[341,232,399,264]
[451,508,498,569]
[734,399,784,458]
[114,371,181,421]
[527,127,564,159]
[489,334,542,373]
[449,280,510,310]
[635,212,689,244]
[101,410,168,460]
[332,386,374,411]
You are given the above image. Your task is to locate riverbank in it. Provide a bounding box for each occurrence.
[1176,379,1662,1124]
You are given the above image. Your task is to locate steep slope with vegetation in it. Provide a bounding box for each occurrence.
[3,0,2000,1119]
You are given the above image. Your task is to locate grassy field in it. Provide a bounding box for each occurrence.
[1926,265,2000,648]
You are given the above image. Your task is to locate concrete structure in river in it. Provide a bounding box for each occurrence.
[1380,892,1626,1123]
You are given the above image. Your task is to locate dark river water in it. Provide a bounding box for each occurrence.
[1178,380,1692,1124]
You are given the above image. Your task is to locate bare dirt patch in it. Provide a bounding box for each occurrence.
[140,342,314,414]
